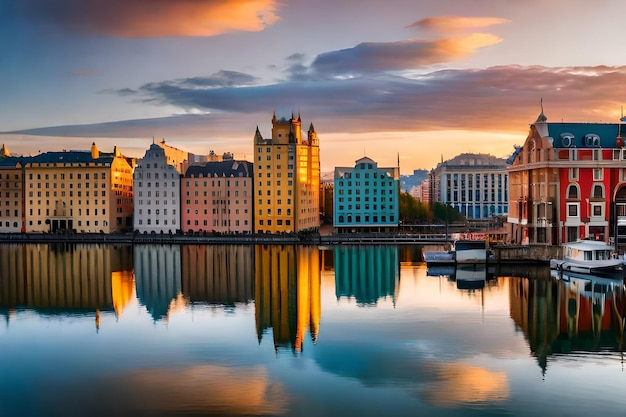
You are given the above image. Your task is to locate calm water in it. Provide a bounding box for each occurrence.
[0,243,625,417]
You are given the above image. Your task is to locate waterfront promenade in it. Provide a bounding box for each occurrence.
[0,230,560,263]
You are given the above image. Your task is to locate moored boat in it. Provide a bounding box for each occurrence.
[549,240,624,277]
[455,240,487,264]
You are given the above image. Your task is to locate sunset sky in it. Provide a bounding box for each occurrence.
[2,0,626,174]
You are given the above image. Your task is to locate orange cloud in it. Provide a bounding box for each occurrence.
[20,0,280,37]
[408,16,510,34]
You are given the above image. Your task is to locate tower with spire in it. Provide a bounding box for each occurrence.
[253,111,320,234]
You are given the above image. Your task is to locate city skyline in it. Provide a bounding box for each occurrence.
[2,0,626,172]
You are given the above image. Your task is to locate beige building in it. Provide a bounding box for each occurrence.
[23,143,134,233]
[0,146,25,232]
[253,113,320,234]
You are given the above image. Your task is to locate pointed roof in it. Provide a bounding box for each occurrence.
[536,98,547,123]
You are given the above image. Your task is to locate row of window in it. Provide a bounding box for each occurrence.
[337,204,394,211]
[336,215,395,223]
[28,172,107,180]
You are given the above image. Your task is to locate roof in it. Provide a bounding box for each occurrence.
[545,122,622,148]
[29,151,114,164]
[184,160,253,177]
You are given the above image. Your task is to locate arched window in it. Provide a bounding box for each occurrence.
[338,215,344,223]
[592,184,604,199]
[347,215,352,223]
[567,184,579,199]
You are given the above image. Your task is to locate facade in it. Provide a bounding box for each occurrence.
[333,157,400,232]
[181,160,253,234]
[508,109,626,249]
[429,153,509,219]
[253,113,320,234]
[156,140,189,174]
[133,143,181,234]
[22,144,133,233]
[0,149,25,232]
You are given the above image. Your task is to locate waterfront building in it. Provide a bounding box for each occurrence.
[333,156,399,233]
[0,147,26,232]
[253,113,320,234]
[156,139,189,174]
[22,143,133,233]
[429,153,509,220]
[181,160,253,234]
[508,108,626,248]
[133,143,181,234]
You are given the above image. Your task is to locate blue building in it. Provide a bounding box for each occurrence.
[333,157,399,233]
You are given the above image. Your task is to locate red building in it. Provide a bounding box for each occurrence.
[508,108,626,251]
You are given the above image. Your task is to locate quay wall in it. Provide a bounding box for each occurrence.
[491,244,561,264]
[0,233,562,263]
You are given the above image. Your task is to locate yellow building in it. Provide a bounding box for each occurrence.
[253,113,320,234]
[156,139,189,174]
[23,143,134,233]
[0,145,26,232]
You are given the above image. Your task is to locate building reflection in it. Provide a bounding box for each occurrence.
[254,245,321,352]
[180,245,254,305]
[334,246,399,305]
[134,245,182,322]
[509,273,626,374]
[0,243,133,327]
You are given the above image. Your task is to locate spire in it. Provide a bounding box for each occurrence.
[308,122,315,133]
[0,144,11,158]
[254,125,263,143]
[536,97,547,123]
[90,142,99,159]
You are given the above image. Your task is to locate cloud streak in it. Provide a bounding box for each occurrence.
[306,34,502,77]
[14,0,280,37]
[12,65,626,139]
[407,16,510,34]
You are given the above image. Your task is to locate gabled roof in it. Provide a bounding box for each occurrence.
[355,156,376,165]
[184,160,253,177]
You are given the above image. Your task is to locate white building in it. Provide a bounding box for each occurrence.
[133,144,181,233]
[429,153,509,220]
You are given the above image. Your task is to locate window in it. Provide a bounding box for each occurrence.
[569,168,578,180]
[592,184,604,199]
[592,204,603,217]
[567,203,578,217]
[567,184,579,200]
[593,168,603,181]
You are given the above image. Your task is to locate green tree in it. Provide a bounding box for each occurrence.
[399,192,430,223]
[432,202,464,223]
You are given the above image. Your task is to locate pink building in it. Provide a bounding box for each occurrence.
[181,161,253,234]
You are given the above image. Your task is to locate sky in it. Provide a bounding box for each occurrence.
[2,0,626,175]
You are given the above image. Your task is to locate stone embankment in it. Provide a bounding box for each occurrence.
[0,233,561,263]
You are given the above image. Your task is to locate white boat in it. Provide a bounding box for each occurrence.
[455,264,487,289]
[455,240,487,264]
[423,250,455,265]
[549,240,624,277]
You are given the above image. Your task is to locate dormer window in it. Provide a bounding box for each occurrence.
[561,132,574,147]
[585,134,600,147]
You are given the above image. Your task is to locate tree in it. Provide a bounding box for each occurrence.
[399,192,430,223]
[432,202,464,223]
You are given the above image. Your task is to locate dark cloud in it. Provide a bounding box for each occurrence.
[12,0,280,37]
[7,66,626,158]
[95,65,626,134]
[306,34,501,77]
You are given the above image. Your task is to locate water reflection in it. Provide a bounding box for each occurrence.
[134,245,183,321]
[0,244,132,325]
[254,245,321,352]
[334,245,399,305]
[181,245,254,306]
[509,272,626,374]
